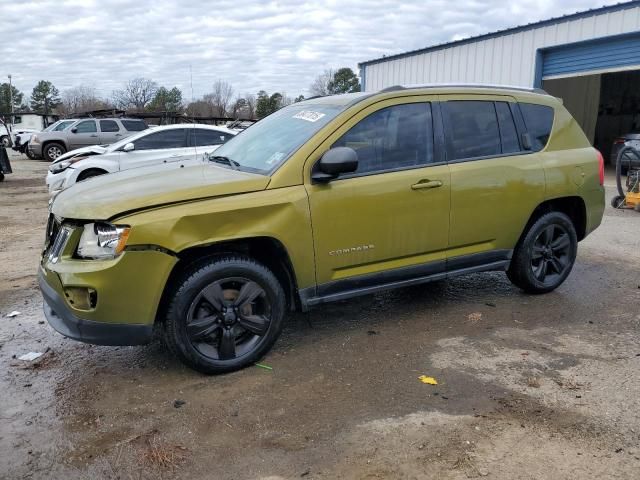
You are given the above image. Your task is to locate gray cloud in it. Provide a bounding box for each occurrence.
[0,0,622,101]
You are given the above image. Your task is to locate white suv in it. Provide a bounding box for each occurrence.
[46,124,237,197]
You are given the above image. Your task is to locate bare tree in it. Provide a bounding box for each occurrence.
[203,80,234,117]
[60,85,106,115]
[309,69,333,97]
[244,94,256,119]
[112,77,158,111]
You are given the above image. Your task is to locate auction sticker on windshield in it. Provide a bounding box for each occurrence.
[293,111,326,122]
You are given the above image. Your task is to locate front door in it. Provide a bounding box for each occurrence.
[306,99,451,295]
[68,120,99,150]
[119,128,191,171]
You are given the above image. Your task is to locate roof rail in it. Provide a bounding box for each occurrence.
[378,83,549,95]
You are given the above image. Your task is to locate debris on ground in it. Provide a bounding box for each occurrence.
[367,330,378,335]
[527,376,541,388]
[418,375,438,385]
[468,312,482,323]
[140,436,187,470]
[173,400,186,408]
[18,351,43,361]
[255,363,273,370]
[6,311,21,318]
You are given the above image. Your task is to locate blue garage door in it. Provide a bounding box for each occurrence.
[541,32,640,80]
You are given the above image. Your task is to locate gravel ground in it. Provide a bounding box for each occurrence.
[1,152,639,480]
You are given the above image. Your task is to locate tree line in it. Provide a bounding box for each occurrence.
[0,67,360,120]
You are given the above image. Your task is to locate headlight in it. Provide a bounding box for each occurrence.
[49,160,73,174]
[77,222,130,259]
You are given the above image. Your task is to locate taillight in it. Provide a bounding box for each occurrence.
[596,149,604,186]
[613,137,625,145]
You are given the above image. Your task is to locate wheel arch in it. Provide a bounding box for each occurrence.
[42,139,67,155]
[77,167,109,182]
[155,236,301,325]
[519,196,587,246]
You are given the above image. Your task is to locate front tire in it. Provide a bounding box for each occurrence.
[507,212,577,294]
[163,256,286,374]
[43,142,66,162]
[0,136,10,148]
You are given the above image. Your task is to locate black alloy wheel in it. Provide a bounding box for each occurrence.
[185,277,272,361]
[164,256,286,374]
[507,211,577,294]
[530,224,572,287]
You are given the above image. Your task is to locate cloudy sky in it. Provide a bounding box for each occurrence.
[1,0,623,101]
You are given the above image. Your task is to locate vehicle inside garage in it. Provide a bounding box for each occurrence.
[544,69,640,163]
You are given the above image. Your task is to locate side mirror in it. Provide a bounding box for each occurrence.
[122,142,135,152]
[71,127,78,134]
[521,133,533,151]
[312,147,358,183]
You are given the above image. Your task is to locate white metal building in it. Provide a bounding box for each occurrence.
[358,1,640,157]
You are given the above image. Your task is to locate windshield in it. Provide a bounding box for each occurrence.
[212,104,344,173]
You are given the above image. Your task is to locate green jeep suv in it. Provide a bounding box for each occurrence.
[39,85,605,373]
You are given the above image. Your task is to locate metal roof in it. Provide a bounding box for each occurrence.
[359,1,640,67]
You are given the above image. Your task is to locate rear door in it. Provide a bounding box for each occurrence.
[191,128,234,162]
[98,119,124,144]
[68,120,99,150]
[441,96,545,265]
[119,128,190,171]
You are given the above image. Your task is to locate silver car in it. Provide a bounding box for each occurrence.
[29,118,148,162]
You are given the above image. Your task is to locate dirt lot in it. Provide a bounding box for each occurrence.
[1,153,639,480]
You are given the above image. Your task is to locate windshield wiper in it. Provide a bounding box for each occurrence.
[210,155,240,170]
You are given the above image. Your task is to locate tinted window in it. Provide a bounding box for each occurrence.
[121,120,147,132]
[444,101,500,160]
[520,103,554,152]
[133,129,186,150]
[100,120,120,132]
[74,120,97,133]
[333,103,434,175]
[495,102,521,154]
[191,129,232,146]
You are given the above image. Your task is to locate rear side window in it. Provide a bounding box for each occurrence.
[133,129,187,150]
[495,102,521,154]
[519,103,554,152]
[332,102,434,175]
[191,129,233,147]
[100,120,120,132]
[121,120,148,132]
[443,101,501,160]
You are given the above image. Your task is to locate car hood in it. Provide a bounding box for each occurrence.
[53,145,108,163]
[51,163,270,220]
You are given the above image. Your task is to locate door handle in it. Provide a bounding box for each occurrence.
[411,180,443,190]
[90,134,98,137]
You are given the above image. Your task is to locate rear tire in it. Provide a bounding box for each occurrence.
[611,195,625,209]
[43,142,66,162]
[163,255,286,374]
[0,136,10,148]
[507,212,577,294]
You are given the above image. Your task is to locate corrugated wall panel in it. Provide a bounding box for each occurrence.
[362,3,640,91]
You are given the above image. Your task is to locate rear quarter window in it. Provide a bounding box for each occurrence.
[121,120,148,132]
[519,103,554,152]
